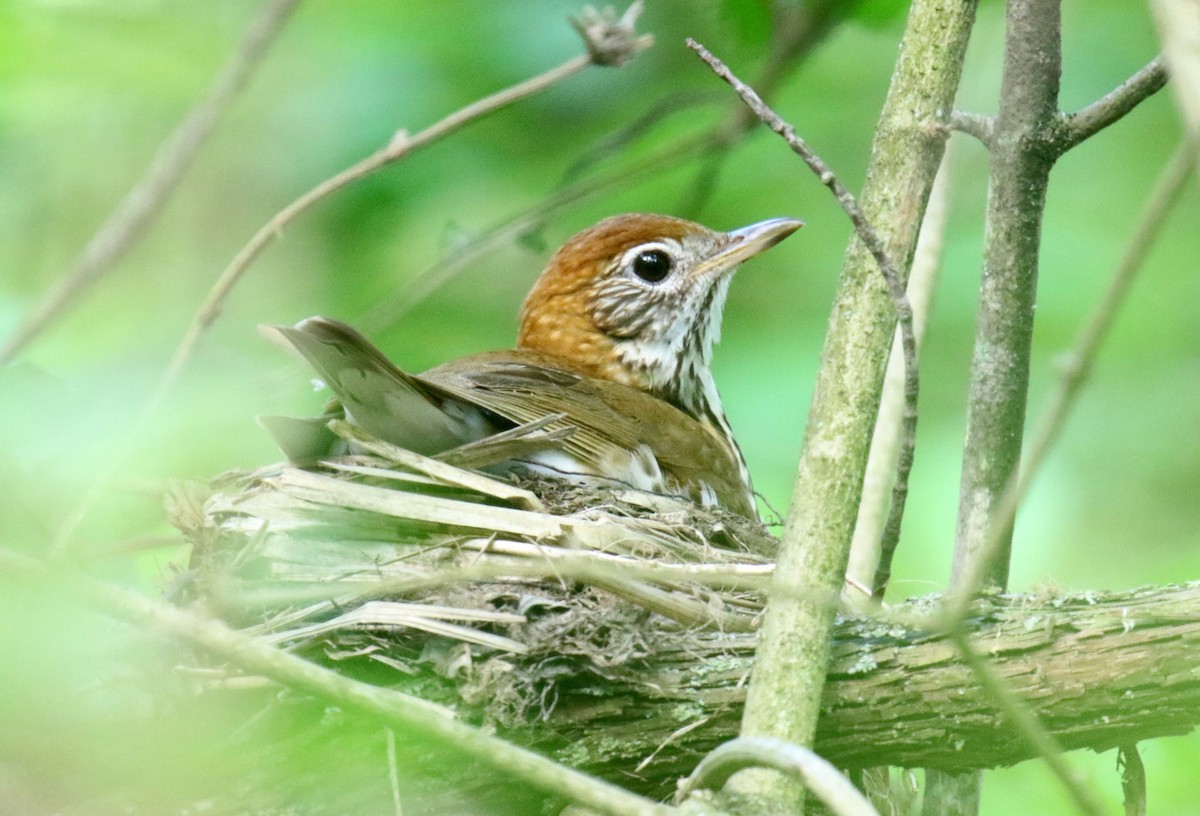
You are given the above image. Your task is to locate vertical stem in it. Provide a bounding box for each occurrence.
[951,0,1062,590]
[939,2,1062,814]
[727,1,977,812]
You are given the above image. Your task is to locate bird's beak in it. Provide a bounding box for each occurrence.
[693,217,804,279]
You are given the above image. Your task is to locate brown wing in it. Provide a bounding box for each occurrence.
[421,350,756,517]
[268,317,755,517]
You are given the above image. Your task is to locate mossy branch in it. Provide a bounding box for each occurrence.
[709,0,977,808]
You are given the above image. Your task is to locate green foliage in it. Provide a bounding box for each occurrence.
[0,0,1196,813]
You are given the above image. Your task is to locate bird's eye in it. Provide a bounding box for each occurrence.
[631,249,673,283]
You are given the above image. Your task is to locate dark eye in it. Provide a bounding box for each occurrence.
[631,249,673,283]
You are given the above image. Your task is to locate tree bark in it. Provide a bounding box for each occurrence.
[517,582,1200,795]
[732,2,977,808]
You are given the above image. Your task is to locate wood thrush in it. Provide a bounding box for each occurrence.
[262,213,801,519]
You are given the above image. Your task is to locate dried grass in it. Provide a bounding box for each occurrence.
[171,424,777,726]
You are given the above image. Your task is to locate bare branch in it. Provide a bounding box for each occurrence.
[0,0,304,365]
[854,154,951,598]
[951,0,1064,596]
[678,0,850,216]
[686,39,922,602]
[945,142,1194,624]
[158,4,651,397]
[679,738,879,816]
[1060,55,1169,149]
[949,110,995,146]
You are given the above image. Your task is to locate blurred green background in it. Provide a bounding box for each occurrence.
[1,0,1197,813]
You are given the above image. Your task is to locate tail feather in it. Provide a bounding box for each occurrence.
[257,413,342,464]
[265,317,479,457]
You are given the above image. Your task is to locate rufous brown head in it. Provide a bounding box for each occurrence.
[517,213,802,421]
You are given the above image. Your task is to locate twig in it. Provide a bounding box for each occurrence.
[677,0,848,216]
[0,0,304,365]
[687,38,921,602]
[852,153,951,598]
[358,132,711,332]
[1118,744,1147,816]
[159,4,652,396]
[949,110,995,146]
[50,4,652,553]
[0,549,669,816]
[945,625,1107,816]
[955,56,1169,155]
[677,737,879,816]
[1060,55,1168,149]
[685,3,977,809]
[944,142,1194,623]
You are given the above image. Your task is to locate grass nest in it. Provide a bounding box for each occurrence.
[169,420,779,731]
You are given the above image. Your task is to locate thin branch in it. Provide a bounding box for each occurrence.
[165,68,609,390]
[50,5,652,553]
[678,0,850,216]
[944,141,1194,622]
[945,626,1107,816]
[0,0,304,365]
[951,0,1064,595]
[854,153,951,598]
[1059,55,1169,149]
[358,133,711,333]
[948,111,995,146]
[0,549,669,816]
[158,3,651,397]
[686,39,921,595]
[685,3,977,809]
[678,738,879,816]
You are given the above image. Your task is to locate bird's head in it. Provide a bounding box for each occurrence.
[517,213,802,417]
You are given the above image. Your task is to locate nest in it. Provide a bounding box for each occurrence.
[170,421,778,730]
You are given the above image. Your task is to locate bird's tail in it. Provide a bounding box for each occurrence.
[260,316,479,460]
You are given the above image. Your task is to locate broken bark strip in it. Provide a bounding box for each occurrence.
[538,582,1200,785]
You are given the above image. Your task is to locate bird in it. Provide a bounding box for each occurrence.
[261,213,802,520]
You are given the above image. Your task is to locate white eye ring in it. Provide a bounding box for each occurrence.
[621,242,676,284]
